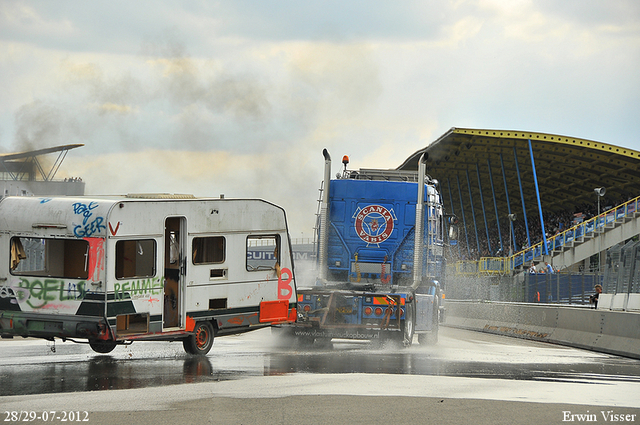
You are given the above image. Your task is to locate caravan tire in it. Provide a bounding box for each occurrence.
[89,340,117,354]
[183,321,214,355]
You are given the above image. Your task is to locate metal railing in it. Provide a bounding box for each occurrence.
[451,195,640,276]
[511,195,640,271]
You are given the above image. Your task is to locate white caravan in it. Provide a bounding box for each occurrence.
[0,195,297,354]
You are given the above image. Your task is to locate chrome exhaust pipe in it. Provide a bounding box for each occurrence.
[318,149,331,282]
[412,152,428,290]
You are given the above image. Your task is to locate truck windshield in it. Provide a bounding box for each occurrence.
[10,237,89,279]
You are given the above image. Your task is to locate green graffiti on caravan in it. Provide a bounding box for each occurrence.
[114,277,163,300]
[13,278,87,309]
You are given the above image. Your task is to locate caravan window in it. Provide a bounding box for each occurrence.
[192,236,225,264]
[10,237,89,279]
[115,239,156,279]
[246,235,280,271]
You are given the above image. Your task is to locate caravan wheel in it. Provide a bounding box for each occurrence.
[89,340,117,354]
[183,321,214,355]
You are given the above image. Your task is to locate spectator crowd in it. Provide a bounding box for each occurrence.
[447,195,631,262]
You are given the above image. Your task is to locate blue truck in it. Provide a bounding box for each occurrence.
[290,149,454,346]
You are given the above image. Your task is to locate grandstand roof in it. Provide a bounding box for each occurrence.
[0,144,84,181]
[397,127,640,241]
[0,144,84,162]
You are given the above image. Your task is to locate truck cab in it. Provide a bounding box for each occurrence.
[290,150,452,346]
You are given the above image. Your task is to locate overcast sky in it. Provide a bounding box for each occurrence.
[1,0,639,236]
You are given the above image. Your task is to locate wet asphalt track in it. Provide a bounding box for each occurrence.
[1,326,639,424]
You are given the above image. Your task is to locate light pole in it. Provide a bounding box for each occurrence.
[594,187,606,275]
[508,213,516,257]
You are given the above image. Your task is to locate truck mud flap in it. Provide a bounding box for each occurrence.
[415,294,435,332]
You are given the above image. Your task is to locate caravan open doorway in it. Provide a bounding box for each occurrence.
[164,216,185,329]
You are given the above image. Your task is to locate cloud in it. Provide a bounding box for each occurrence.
[13,100,64,151]
[1,1,639,236]
[0,3,77,44]
[97,103,136,115]
[63,147,323,237]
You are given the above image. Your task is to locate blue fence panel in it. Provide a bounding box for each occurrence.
[565,229,574,243]
[585,220,594,235]
[569,274,590,302]
[524,249,533,262]
[526,275,546,302]
[558,276,570,301]
[525,274,598,304]
[534,246,542,258]
[513,253,523,268]
[606,211,614,225]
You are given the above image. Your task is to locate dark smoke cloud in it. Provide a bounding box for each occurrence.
[14,100,63,152]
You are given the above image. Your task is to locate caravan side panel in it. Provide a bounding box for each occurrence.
[0,197,112,340]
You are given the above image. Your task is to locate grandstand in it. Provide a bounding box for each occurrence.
[397,127,640,267]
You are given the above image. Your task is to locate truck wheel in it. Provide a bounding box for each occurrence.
[403,302,415,347]
[89,340,117,354]
[183,321,214,355]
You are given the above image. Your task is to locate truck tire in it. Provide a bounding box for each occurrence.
[89,340,117,354]
[183,321,214,355]
[403,302,415,347]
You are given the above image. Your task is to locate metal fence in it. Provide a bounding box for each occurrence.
[446,272,602,305]
[604,239,640,295]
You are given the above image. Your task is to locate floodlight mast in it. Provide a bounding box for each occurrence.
[594,187,605,277]
[508,214,516,257]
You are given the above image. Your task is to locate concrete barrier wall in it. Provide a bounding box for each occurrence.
[599,293,640,312]
[445,300,640,359]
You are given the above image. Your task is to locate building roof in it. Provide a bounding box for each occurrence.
[0,144,84,162]
[0,144,84,181]
[397,127,640,248]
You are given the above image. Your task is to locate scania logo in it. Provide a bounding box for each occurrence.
[353,205,396,245]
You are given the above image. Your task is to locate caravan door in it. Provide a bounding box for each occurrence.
[164,216,186,329]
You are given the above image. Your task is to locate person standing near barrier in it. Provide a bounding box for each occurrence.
[545,262,554,274]
[589,284,602,308]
